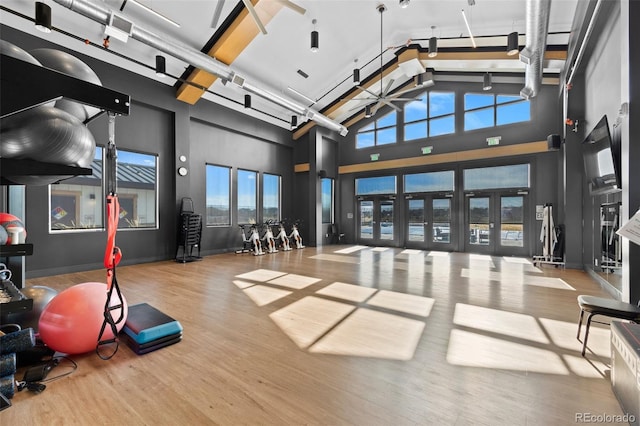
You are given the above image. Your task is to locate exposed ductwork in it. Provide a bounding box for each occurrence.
[52,0,348,136]
[519,0,551,99]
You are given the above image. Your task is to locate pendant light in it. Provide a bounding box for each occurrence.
[35,2,52,33]
[507,31,519,56]
[483,72,492,91]
[310,19,319,52]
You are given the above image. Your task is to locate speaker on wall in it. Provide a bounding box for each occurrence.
[547,134,562,150]
[318,170,327,178]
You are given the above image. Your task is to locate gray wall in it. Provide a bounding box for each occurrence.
[1,26,294,278]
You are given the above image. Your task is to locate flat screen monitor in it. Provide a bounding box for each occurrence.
[582,115,620,195]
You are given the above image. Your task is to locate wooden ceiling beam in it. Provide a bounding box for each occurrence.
[176,0,285,105]
[293,47,566,140]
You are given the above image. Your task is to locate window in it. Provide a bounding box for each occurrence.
[206,164,231,226]
[355,176,397,195]
[321,178,333,224]
[116,150,158,229]
[404,170,455,193]
[50,147,104,231]
[463,164,530,191]
[356,111,397,149]
[263,173,280,223]
[237,169,257,224]
[404,91,455,141]
[464,93,530,131]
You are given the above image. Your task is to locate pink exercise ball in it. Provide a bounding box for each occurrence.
[39,282,128,355]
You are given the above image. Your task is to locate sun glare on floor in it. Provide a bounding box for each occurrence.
[453,303,550,344]
[316,282,377,302]
[447,329,570,375]
[243,285,292,307]
[269,296,356,349]
[309,308,426,360]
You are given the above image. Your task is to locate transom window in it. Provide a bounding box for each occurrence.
[464,93,531,131]
[356,111,397,149]
[355,176,397,195]
[404,170,455,193]
[404,91,455,141]
[463,164,530,190]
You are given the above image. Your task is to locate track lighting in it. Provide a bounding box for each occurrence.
[364,105,373,118]
[507,31,519,56]
[353,68,360,85]
[310,19,319,52]
[428,37,438,58]
[483,72,492,91]
[291,115,298,128]
[399,0,410,8]
[415,69,435,87]
[244,94,252,108]
[155,55,166,77]
[35,2,52,33]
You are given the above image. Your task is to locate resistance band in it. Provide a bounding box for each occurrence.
[96,113,126,360]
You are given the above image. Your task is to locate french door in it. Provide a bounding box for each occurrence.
[405,194,455,251]
[357,196,397,246]
[464,191,529,255]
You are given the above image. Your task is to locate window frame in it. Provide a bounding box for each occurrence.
[262,173,281,223]
[463,92,531,132]
[355,111,398,149]
[403,90,456,141]
[237,168,258,225]
[205,163,232,227]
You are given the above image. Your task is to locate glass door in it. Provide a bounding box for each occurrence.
[405,195,454,250]
[358,197,397,246]
[464,192,528,255]
[465,194,492,253]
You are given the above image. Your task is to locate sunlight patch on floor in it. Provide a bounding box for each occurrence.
[309,254,361,264]
[427,251,451,257]
[333,245,369,254]
[235,269,287,282]
[243,285,292,307]
[309,308,425,360]
[447,329,570,375]
[539,317,610,358]
[400,249,423,255]
[316,282,377,302]
[367,290,435,317]
[268,273,322,289]
[562,354,610,379]
[501,257,533,264]
[371,247,390,252]
[269,296,356,349]
[460,269,575,290]
[233,280,255,289]
[453,303,550,344]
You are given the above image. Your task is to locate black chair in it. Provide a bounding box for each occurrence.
[576,295,640,356]
[328,224,344,244]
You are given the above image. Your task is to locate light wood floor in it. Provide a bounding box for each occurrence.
[2,246,626,425]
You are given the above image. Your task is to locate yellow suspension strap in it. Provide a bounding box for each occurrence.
[96,112,126,360]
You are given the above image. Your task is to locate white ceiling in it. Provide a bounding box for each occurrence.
[1,0,580,132]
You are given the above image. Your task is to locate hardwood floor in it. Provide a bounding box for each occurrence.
[1,246,626,425]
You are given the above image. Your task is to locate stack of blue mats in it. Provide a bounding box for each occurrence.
[122,303,183,355]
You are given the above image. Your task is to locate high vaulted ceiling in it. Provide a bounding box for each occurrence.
[1,0,580,138]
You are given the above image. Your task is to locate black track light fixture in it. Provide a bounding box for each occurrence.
[291,115,298,128]
[507,31,519,56]
[244,94,252,108]
[364,105,373,118]
[483,72,492,91]
[35,2,52,33]
[155,55,166,77]
[310,19,319,52]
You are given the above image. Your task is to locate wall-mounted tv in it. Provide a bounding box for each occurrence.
[582,115,621,195]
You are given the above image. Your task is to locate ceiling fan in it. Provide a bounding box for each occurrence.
[350,4,419,117]
[212,0,306,32]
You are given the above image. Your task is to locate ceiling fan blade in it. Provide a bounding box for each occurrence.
[276,0,306,15]
[347,101,376,112]
[356,85,380,99]
[391,86,421,97]
[211,0,226,28]
[379,98,402,112]
[381,79,395,97]
[242,0,267,34]
[387,97,419,102]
